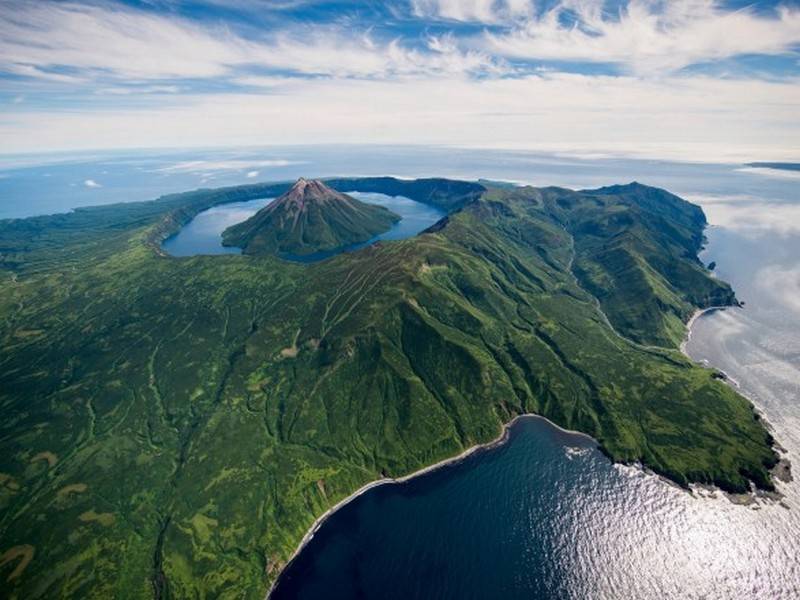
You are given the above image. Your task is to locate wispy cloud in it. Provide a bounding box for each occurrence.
[757,264,800,316]
[735,167,800,180]
[688,194,800,236]
[484,1,800,74]
[4,74,798,161]
[95,85,182,95]
[84,178,101,188]
[156,159,304,173]
[411,0,531,23]
[0,0,798,158]
[0,2,501,83]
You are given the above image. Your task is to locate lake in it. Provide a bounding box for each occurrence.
[1,146,798,599]
[160,191,445,259]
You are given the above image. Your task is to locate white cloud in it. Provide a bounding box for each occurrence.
[0,2,500,82]
[84,179,101,188]
[232,76,303,88]
[687,194,800,236]
[485,1,800,74]
[4,63,87,84]
[95,85,181,95]
[246,170,259,178]
[735,167,800,180]
[756,264,800,316]
[0,1,798,159]
[411,0,530,23]
[156,160,303,173]
[3,73,798,161]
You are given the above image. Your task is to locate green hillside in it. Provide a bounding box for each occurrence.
[222,178,400,256]
[0,178,777,599]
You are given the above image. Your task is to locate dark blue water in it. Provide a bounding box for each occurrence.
[161,191,444,259]
[272,417,602,600]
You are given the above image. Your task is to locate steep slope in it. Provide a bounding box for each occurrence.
[0,178,778,599]
[222,178,400,256]
[551,182,737,346]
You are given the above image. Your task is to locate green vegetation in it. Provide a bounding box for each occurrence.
[222,178,400,256]
[0,177,777,599]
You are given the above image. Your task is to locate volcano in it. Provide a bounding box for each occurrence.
[222,178,401,256]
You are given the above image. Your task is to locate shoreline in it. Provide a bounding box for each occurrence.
[679,304,731,355]
[680,304,792,498]
[267,303,786,598]
[265,413,595,598]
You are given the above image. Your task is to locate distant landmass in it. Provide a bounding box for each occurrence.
[745,162,800,171]
[222,178,400,256]
[0,177,780,599]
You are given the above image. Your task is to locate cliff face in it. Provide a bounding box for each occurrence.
[222,178,401,256]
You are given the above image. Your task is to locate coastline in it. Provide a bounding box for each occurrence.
[267,303,784,598]
[265,413,596,598]
[680,303,791,500]
[679,305,731,355]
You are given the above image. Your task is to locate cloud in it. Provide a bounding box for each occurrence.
[411,0,530,23]
[0,0,798,158]
[756,264,800,316]
[735,167,800,180]
[687,194,800,236]
[95,86,181,95]
[0,1,501,83]
[84,179,101,187]
[484,1,800,74]
[246,170,259,178]
[156,160,303,173]
[3,73,798,161]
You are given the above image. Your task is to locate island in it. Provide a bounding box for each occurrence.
[0,177,780,598]
[222,178,400,256]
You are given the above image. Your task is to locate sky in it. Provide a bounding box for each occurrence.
[0,0,799,161]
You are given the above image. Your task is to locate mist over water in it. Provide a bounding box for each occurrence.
[2,147,798,599]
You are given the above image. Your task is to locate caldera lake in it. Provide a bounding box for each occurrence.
[161,191,445,259]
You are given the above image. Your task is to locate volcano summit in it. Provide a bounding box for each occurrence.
[222,178,401,256]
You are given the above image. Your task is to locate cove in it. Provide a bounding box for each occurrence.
[270,416,612,600]
[271,402,798,599]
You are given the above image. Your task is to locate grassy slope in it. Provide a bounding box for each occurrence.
[0,178,777,599]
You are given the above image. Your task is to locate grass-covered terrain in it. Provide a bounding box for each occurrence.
[222,178,400,256]
[0,177,778,599]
